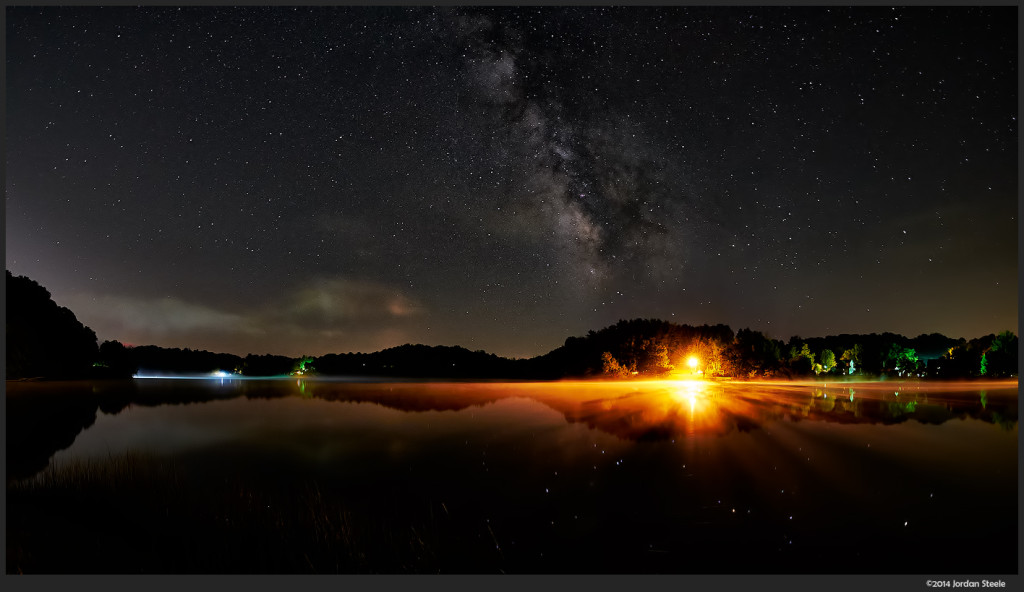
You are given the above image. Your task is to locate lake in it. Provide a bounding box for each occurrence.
[6,378,1018,574]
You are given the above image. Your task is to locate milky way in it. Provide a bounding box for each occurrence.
[6,6,1017,358]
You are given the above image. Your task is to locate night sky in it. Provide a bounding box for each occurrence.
[6,6,1018,359]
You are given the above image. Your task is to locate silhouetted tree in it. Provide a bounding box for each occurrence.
[933,336,989,378]
[981,331,1017,377]
[725,328,783,378]
[96,340,136,377]
[6,271,99,379]
[127,345,243,375]
[910,332,961,361]
[242,353,295,376]
[785,339,815,376]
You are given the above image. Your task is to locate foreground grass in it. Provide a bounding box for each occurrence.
[7,454,485,574]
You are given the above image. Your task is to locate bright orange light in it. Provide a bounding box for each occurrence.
[687,357,699,369]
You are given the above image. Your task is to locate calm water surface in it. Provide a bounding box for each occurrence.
[7,378,1018,573]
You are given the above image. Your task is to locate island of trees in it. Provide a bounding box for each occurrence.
[6,271,1018,381]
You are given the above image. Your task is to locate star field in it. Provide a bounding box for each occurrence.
[5,6,1017,358]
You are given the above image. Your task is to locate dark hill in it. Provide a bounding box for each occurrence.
[8,271,1014,380]
[315,343,526,379]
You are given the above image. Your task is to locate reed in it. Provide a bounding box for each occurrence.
[7,453,488,574]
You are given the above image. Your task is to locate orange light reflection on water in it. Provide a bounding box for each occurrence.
[517,377,1017,441]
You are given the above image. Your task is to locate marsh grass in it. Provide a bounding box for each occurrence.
[7,453,493,574]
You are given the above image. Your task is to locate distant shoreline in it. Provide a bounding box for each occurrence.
[8,375,1018,386]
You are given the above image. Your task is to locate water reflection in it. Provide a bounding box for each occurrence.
[6,378,1017,480]
[539,380,1018,442]
[7,377,1018,574]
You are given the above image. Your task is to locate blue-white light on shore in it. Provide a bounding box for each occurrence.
[131,372,292,380]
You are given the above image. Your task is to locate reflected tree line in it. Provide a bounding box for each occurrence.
[9,378,1017,481]
[6,271,1018,381]
[556,384,1019,441]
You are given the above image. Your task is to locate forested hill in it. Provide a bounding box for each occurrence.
[6,271,99,380]
[6,271,1017,380]
[84,320,1023,380]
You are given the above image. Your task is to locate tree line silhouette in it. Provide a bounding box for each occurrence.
[6,271,99,379]
[6,271,1018,380]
